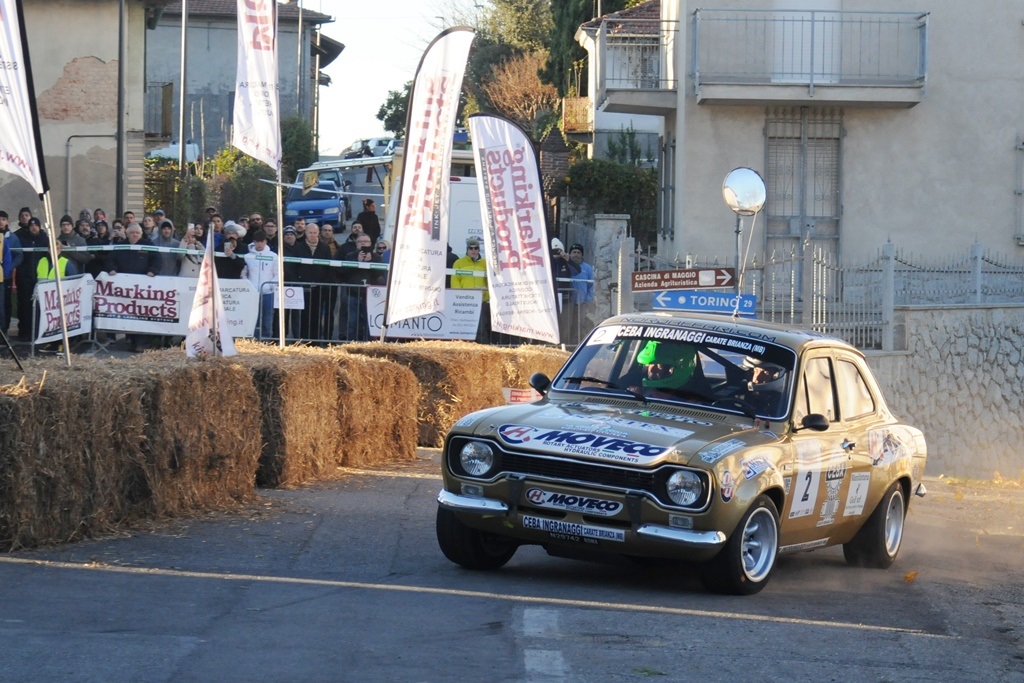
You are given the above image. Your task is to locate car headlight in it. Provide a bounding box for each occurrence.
[666,470,703,507]
[285,209,298,216]
[325,206,340,214]
[459,441,494,477]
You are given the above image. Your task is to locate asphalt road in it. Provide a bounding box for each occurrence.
[1,451,1022,682]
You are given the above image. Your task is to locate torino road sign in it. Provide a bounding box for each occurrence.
[631,268,734,292]
[652,290,757,317]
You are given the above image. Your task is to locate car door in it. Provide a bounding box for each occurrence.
[780,352,850,548]
[828,353,888,540]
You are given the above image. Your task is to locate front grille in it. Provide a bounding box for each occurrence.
[447,437,710,511]
[498,451,656,490]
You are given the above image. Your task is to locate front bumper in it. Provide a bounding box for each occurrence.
[437,489,726,550]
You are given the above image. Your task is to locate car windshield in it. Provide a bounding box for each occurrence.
[552,323,798,420]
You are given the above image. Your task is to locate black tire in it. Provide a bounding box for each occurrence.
[843,482,906,568]
[700,495,780,595]
[436,507,518,570]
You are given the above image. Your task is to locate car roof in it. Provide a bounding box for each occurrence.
[598,311,860,355]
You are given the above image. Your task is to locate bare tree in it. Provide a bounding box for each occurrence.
[480,52,559,137]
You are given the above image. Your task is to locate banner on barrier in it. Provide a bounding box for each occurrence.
[34,275,94,344]
[92,274,258,337]
[368,286,481,340]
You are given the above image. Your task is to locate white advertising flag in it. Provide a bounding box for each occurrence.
[0,0,48,194]
[385,28,474,326]
[185,236,236,357]
[468,114,559,344]
[231,0,281,170]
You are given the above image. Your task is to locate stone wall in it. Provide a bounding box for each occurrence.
[867,305,1024,479]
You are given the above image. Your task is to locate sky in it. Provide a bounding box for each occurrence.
[311,0,470,155]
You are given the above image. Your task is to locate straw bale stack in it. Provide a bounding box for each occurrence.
[344,341,566,446]
[330,351,419,467]
[504,345,570,388]
[0,359,151,549]
[116,351,262,512]
[230,342,342,487]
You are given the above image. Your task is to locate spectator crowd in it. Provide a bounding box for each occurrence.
[0,200,594,350]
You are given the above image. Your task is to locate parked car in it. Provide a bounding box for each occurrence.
[436,312,928,594]
[283,179,346,227]
[342,137,393,158]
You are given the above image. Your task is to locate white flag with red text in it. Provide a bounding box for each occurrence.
[469,114,559,344]
[0,0,48,194]
[385,28,474,325]
[186,235,236,357]
[232,0,281,170]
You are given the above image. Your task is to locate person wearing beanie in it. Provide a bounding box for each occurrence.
[550,236,580,342]
[567,243,594,343]
[13,216,48,339]
[58,216,94,271]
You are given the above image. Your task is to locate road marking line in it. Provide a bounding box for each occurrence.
[0,556,947,637]
[523,607,559,637]
[524,650,566,680]
[336,468,439,480]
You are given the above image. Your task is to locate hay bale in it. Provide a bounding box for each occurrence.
[330,351,419,467]
[230,341,342,487]
[345,341,514,447]
[0,359,148,550]
[117,350,262,512]
[504,345,570,388]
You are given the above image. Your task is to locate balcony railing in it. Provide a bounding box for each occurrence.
[693,10,928,103]
[596,18,678,114]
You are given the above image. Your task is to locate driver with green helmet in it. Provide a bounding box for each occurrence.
[631,340,707,398]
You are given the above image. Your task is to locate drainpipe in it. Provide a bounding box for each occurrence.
[66,134,117,215]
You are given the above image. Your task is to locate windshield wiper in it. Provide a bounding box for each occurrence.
[560,376,647,404]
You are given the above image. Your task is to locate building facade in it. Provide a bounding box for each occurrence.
[577,0,1024,265]
[147,0,339,160]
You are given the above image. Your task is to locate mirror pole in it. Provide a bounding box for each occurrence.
[734,214,742,295]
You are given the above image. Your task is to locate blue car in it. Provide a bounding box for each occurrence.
[284,179,348,229]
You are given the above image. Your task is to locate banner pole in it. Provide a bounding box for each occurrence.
[276,169,285,348]
[41,194,72,367]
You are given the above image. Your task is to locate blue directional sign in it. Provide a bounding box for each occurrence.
[652,290,757,317]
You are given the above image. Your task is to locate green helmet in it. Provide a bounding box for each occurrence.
[637,340,698,389]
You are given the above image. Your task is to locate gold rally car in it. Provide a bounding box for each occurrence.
[436,312,927,594]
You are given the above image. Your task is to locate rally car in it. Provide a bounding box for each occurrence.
[436,312,927,594]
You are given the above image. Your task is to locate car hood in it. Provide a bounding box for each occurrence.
[461,399,776,468]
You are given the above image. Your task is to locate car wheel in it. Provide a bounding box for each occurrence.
[436,507,518,570]
[843,482,905,569]
[700,495,779,595]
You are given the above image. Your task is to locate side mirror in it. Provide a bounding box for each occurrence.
[799,413,830,432]
[529,372,551,396]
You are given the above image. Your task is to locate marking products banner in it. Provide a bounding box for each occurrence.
[469,114,559,344]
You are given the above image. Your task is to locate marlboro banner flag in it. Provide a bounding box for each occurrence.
[185,233,236,357]
[0,0,48,194]
[385,27,474,325]
[468,114,559,344]
[232,0,281,170]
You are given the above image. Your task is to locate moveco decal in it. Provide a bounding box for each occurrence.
[525,488,623,517]
[498,424,667,462]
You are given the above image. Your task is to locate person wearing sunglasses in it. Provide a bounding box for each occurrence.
[375,239,391,263]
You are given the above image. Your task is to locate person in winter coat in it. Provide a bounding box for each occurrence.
[57,216,94,273]
[354,199,382,245]
[151,220,182,276]
[13,217,49,340]
[242,230,279,339]
[109,223,158,277]
[0,210,23,334]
